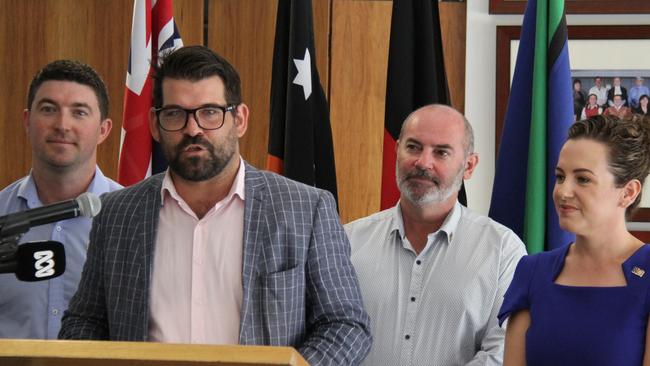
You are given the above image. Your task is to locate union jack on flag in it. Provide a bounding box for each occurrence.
[118,0,183,186]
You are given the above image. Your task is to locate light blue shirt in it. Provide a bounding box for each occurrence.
[0,167,121,339]
[345,202,526,366]
[629,85,650,109]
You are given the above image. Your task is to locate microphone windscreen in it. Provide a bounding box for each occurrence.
[76,192,101,218]
[14,241,66,282]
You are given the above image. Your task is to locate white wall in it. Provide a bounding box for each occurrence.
[464,0,650,217]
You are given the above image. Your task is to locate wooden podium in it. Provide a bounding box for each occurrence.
[0,339,309,366]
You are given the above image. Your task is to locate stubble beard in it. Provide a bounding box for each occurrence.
[163,131,236,182]
[396,162,465,206]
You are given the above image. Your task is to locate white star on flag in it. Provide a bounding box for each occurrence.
[293,48,312,100]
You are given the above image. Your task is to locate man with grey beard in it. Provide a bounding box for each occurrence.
[345,104,526,366]
[59,46,371,366]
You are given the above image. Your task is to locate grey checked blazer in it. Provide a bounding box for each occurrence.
[59,163,371,365]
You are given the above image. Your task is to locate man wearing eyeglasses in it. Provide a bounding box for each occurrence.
[59,45,371,366]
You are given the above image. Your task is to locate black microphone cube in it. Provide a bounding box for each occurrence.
[15,241,66,282]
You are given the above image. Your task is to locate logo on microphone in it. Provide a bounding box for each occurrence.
[33,250,55,278]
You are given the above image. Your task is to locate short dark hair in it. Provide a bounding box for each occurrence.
[152,45,242,108]
[27,60,110,120]
[569,114,650,216]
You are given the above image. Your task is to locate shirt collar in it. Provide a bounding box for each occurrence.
[16,172,40,209]
[390,200,462,245]
[160,157,246,206]
[85,167,113,195]
[17,166,109,209]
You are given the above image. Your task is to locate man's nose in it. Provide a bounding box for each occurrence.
[52,111,72,131]
[183,113,204,136]
[414,153,434,170]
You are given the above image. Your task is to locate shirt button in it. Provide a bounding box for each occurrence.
[405,334,410,340]
[51,309,59,315]
[416,260,421,265]
[410,297,416,302]
[55,226,62,232]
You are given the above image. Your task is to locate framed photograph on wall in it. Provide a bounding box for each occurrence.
[495,25,650,221]
[489,0,650,14]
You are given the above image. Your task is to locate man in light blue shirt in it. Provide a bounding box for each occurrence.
[629,76,650,109]
[345,105,526,365]
[0,60,121,339]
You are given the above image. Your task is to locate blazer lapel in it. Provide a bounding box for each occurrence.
[239,163,267,343]
[136,175,164,340]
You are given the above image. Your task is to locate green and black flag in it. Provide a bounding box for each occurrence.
[267,0,338,202]
[489,0,574,253]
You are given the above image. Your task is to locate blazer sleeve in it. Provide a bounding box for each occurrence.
[58,209,109,340]
[298,190,372,365]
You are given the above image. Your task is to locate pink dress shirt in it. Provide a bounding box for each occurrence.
[149,159,245,344]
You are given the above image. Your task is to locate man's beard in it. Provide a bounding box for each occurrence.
[162,132,236,182]
[396,162,465,206]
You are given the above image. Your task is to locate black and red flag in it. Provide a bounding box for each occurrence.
[381,0,464,209]
[266,0,338,202]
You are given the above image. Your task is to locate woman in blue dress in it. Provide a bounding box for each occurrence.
[499,114,650,365]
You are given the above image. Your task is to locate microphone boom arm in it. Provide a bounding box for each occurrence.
[0,211,31,240]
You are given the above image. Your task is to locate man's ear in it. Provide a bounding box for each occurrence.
[463,153,479,180]
[96,118,113,145]
[234,103,249,138]
[149,108,161,142]
[23,109,31,135]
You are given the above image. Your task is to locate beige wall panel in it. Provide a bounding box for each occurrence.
[207,0,330,171]
[330,0,391,223]
[331,0,466,223]
[440,2,466,112]
[0,0,132,188]
[174,0,205,47]
[207,0,278,171]
[0,0,203,189]
[313,0,330,92]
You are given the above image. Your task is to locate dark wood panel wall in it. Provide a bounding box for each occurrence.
[0,0,466,223]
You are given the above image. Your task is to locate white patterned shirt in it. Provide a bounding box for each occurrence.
[345,201,526,366]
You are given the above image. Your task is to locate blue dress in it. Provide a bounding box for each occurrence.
[498,244,650,365]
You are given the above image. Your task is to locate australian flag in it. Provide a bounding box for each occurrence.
[118,0,183,186]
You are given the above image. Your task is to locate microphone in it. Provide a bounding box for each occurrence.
[0,241,66,281]
[0,192,101,238]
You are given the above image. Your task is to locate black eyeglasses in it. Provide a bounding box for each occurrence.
[154,104,237,131]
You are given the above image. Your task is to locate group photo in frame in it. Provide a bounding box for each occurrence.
[571,73,649,121]
[495,25,650,221]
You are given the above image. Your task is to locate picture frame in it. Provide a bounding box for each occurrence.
[489,0,650,15]
[495,25,650,221]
